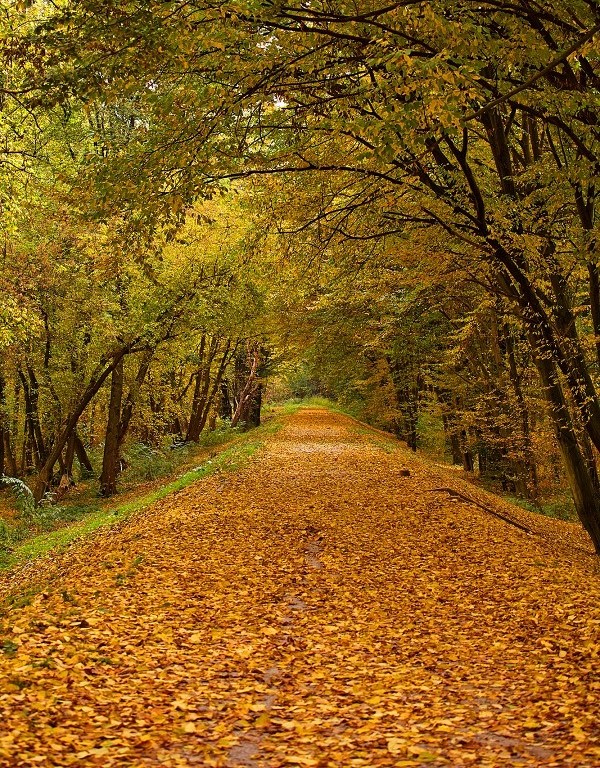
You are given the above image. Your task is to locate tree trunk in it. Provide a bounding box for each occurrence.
[99,358,125,497]
[186,336,218,442]
[196,339,233,437]
[231,344,261,429]
[247,382,263,428]
[437,389,462,464]
[117,350,153,454]
[461,430,474,472]
[0,374,5,480]
[503,325,538,498]
[3,432,17,477]
[19,367,46,470]
[74,433,93,473]
[219,381,233,420]
[588,262,600,368]
[533,349,600,553]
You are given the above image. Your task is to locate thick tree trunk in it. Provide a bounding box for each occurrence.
[533,350,600,553]
[99,358,124,497]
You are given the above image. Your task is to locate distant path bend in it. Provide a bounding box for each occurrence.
[0,408,599,767]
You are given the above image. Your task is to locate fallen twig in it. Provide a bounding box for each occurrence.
[427,487,534,534]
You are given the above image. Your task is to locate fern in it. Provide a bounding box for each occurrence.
[1,475,35,518]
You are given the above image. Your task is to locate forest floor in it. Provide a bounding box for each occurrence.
[0,407,599,768]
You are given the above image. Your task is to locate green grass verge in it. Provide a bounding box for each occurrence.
[0,415,288,570]
[503,493,577,522]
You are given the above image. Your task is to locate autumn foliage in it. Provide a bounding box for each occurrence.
[1,410,599,767]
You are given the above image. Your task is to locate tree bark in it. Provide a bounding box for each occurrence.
[186,335,217,442]
[533,347,600,553]
[74,433,93,473]
[117,350,153,453]
[503,324,538,498]
[231,344,261,429]
[18,367,46,470]
[99,358,125,497]
[3,432,17,477]
[193,339,233,439]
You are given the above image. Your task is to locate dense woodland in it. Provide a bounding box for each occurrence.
[1,1,600,551]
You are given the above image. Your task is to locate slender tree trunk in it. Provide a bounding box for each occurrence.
[26,366,46,466]
[196,339,232,437]
[460,430,474,472]
[220,381,233,420]
[64,431,76,479]
[503,325,538,498]
[186,336,218,442]
[74,433,93,473]
[19,368,45,470]
[247,382,263,428]
[116,350,153,454]
[231,344,261,429]
[449,432,462,465]
[99,358,124,497]
[437,389,462,464]
[0,374,5,480]
[55,431,77,501]
[3,432,17,477]
[588,262,600,368]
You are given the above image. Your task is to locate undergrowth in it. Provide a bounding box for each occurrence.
[504,493,577,522]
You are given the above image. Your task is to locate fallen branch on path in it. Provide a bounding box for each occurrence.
[427,487,534,534]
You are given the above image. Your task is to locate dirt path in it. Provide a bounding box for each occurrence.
[1,408,599,767]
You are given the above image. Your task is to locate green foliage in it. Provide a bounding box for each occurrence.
[122,443,193,483]
[505,495,577,523]
[1,477,35,518]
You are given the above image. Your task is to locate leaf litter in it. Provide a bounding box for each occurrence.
[0,408,599,767]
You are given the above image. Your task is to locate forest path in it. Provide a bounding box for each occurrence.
[1,408,599,768]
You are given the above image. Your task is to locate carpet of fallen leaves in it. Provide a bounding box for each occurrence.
[1,408,599,768]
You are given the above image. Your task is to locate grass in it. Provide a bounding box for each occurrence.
[0,411,289,570]
[503,493,577,522]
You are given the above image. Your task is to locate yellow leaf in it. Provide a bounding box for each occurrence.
[255,712,271,728]
[387,737,404,755]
